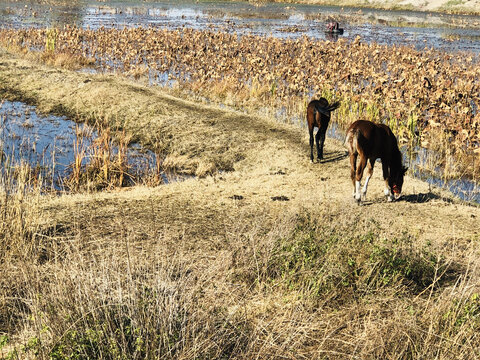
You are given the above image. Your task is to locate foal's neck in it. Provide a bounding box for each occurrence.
[390,145,403,172]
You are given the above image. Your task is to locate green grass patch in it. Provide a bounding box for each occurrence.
[266,215,447,303]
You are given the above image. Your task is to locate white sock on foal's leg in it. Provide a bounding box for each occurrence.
[355,180,361,201]
[384,187,393,202]
[361,175,371,199]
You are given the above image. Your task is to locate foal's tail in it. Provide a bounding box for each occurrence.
[314,100,341,116]
[326,101,340,112]
[345,126,359,155]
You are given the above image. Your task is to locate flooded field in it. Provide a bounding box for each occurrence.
[0,100,157,190]
[1,0,480,53]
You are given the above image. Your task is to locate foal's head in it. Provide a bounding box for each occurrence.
[389,166,408,200]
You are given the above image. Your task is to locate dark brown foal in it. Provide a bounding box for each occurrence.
[306,97,340,162]
[345,120,407,203]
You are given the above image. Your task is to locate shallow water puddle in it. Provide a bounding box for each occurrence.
[0,100,156,190]
[0,101,83,179]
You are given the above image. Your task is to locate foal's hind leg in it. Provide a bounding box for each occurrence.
[354,155,367,203]
[309,128,315,162]
[316,129,326,160]
[350,152,357,198]
[361,158,375,200]
[315,130,324,160]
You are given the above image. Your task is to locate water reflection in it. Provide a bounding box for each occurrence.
[0,100,156,190]
[1,1,480,53]
[0,100,86,179]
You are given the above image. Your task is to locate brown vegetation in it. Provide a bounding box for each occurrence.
[1,48,480,358]
[0,26,478,179]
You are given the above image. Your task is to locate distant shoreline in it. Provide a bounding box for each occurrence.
[246,0,480,16]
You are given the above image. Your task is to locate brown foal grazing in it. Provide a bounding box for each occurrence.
[306,97,340,162]
[345,120,407,203]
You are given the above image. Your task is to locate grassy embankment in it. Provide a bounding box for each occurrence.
[1,48,480,358]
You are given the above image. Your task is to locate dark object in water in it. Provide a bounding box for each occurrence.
[325,21,344,35]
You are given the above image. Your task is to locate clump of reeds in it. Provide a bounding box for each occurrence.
[0,158,42,265]
[65,120,165,192]
[66,123,133,191]
[40,50,96,70]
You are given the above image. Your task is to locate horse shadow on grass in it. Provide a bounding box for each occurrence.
[318,151,348,164]
[401,192,453,204]
[355,191,447,206]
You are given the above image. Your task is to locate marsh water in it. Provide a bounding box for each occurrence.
[1,0,480,53]
[0,101,156,190]
[1,0,480,200]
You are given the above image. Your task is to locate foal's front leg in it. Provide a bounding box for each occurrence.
[381,160,394,202]
[354,155,367,203]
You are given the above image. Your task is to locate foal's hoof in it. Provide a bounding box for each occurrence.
[354,195,362,205]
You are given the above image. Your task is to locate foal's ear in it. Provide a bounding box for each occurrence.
[403,166,408,174]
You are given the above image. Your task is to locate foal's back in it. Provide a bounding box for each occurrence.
[346,120,396,160]
[306,98,330,129]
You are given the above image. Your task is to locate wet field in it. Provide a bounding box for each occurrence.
[1,0,480,53]
[0,101,156,190]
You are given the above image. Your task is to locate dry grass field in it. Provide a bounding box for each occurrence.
[1,48,480,359]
